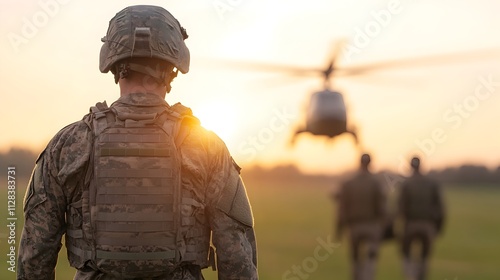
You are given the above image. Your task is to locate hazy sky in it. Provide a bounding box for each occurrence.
[1,0,500,175]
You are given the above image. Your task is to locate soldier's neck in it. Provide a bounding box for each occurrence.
[118,74,167,99]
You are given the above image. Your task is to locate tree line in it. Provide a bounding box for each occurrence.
[1,147,499,186]
[241,164,500,187]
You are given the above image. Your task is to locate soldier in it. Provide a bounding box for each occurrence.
[17,5,258,280]
[398,156,445,280]
[335,153,387,280]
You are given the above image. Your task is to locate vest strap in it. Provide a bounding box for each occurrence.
[67,243,93,261]
[96,250,176,260]
[97,236,176,246]
[67,228,83,238]
[96,212,174,222]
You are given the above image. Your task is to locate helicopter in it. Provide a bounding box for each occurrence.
[215,44,500,146]
[289,51,356,146]
[218,42,361,145]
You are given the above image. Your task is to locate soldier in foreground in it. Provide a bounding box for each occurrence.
[17,5,258,280]
[335,154,387,280]
[398,156,445,280]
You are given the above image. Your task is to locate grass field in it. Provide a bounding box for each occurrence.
[1,176,499,280]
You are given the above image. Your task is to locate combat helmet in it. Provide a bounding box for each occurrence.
[99,5,190,91]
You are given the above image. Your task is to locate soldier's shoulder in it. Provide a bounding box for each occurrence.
[188,129,232,167]
[182,115,229,153]
[45,119,93,174]
[50,119,91,148]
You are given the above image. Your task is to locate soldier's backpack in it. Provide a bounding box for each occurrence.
[66,101,199,278]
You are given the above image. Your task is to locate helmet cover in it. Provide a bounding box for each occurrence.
[99,5,190,74]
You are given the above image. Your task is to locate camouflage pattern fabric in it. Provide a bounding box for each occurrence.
[17,93,258,280]
[99,5,190,74]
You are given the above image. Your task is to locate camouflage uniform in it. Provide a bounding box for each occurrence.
[398,172,445,280]
[17,93,258,280]
[336,167,386,280]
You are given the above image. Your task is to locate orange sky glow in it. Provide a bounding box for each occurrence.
[1,0,500,175]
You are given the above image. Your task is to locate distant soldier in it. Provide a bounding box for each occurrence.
[17,5,258,280]
[398,156,445,280]
[335,153,387,280]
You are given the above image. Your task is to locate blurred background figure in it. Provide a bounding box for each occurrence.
[398,156,446,280]
[335,153,387,280]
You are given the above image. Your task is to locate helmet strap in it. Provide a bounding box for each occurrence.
[113,63,131,84]
[165,69,179,93]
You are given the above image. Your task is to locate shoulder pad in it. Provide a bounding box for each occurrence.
[90,101,109,114]
[171,102,193,116]
[171,103,200,126]
[232,157,241,174]
[216,171,254,227]
[35,149,46,163]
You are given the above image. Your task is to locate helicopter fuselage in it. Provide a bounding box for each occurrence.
[291,89,358,144]
[306,89,348,136]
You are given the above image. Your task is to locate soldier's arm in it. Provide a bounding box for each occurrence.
[209,168,258,280]
[18,121,91,280]
[210,206,258,279]
[18,151,66,280]
[434,182,446,233]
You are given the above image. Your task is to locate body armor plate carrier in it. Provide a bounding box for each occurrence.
[66,101,210,278]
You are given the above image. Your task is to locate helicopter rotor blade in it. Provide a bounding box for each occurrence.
[335,47,500,77]
[325,39,348,77]
[205,59,325,77]
[341,72,426,90]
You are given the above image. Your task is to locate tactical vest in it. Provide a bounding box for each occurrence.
[404,177,438,221]
[343,174,382,223]
[65,101,213,278]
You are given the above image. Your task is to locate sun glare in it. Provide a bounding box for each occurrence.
[194,101,238,143]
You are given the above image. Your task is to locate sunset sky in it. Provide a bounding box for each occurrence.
[1,0,500,175]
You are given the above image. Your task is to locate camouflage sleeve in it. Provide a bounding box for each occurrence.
[17,151,66,280]
[17,120,92,280]
[203,138,258,279]
[210,206,258,280]
[183,125,258,279]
